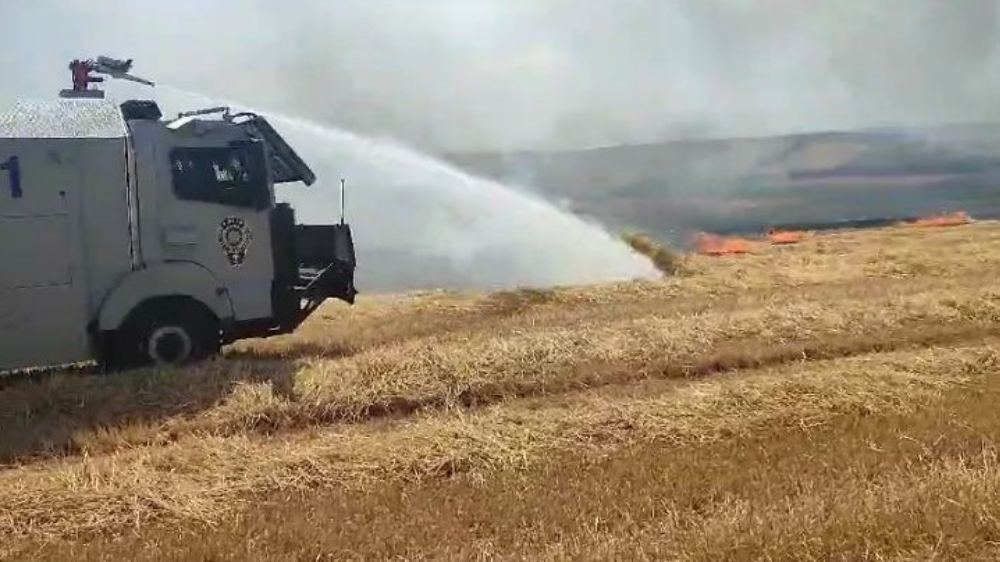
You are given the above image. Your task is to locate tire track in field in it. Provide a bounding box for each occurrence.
[51,317,999,462]
[6,282,1000,463]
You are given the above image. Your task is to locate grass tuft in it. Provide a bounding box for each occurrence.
[622,231,686,275]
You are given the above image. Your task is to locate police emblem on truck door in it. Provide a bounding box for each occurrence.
[218,217,252,267]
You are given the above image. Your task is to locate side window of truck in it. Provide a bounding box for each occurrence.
[169,142,270,210]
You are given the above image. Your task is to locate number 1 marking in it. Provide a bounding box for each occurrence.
[0,156,21,198]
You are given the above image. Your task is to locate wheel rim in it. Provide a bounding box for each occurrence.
[148,326,193,365]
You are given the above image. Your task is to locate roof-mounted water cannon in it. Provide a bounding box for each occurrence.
[60,56,154,99]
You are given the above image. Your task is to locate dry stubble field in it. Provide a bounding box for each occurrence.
[4,221,1000,560]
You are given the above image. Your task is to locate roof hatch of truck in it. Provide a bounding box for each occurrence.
[232,113,316,186]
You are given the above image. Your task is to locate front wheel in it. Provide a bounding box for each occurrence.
[108,301,220,370]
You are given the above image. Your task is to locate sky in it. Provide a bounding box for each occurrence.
[3,0,1000,151]
[3,1,1000,291]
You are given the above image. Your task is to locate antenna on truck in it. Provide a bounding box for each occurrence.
[340,178,347,225]
[59,56,154,99]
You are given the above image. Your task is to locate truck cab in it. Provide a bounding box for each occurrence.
[0,97,355,371]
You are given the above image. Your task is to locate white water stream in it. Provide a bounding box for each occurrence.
[153,86,658,291]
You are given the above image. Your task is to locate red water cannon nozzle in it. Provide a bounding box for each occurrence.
[61,56,153,99]
[69,59,102,92]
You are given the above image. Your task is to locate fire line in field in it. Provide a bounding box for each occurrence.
[693,210,972,258]
[694,233,754,256]
[908,211,971,228]
[767,229,807,245]
[693,228,808,256]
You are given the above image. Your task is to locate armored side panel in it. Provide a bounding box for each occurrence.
[0,99,130,371]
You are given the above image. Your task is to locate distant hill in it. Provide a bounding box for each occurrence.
[444,123,1000,242]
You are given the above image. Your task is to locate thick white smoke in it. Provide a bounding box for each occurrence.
[4,1,1000,289]
[3,1,1000,151]
[271,116,660,290]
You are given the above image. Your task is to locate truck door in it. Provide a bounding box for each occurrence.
[0,140,90,370]
[141,135,276,323]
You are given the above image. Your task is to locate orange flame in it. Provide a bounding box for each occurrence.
[767,229,806,245]
[694,233,754,256]
[910,211,971,228]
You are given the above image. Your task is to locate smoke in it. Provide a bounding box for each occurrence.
[3,1,1000,151]
[3,1,1000,290]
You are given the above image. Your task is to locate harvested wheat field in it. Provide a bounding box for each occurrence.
[5,221,1000,561]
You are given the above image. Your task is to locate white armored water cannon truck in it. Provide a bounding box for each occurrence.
[0,57,356,371]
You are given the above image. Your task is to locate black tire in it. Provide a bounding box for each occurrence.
[111,300,220,370]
